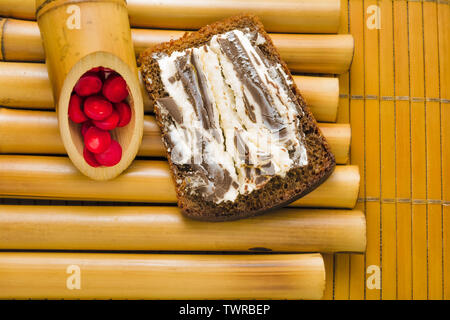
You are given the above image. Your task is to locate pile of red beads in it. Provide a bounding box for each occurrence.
[68,67,132,167]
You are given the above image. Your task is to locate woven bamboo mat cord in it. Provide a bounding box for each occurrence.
[0,205,366,253]
[0,155,359,208]
[0,108,350,164]
[0,0,341,33]
[0,18,353,74]
[0,252,325,299]
[0,61,340,122]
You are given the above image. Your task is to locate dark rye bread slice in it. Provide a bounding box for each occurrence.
[138,14,335,221]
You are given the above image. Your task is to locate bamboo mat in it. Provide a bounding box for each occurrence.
[325,0,449,300]
[0,0,448,301]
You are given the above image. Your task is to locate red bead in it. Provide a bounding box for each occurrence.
[84,95,113,120]
[93,110,120,131]
[68,94,87,123]
[102,74,129,103]
[94,139,122,167]
[81,120,94,136]
[74,72,102,96]
[115,101,132,127]
[84,127,111,154]
[83,147,101,167]
[89,67,103,73]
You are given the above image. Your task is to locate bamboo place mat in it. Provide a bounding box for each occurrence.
[0,0,448,301]
[327,0,449,300]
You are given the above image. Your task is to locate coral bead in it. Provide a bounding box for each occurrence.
[68,94,87,123]
[83,147,101,167]
[93,110,120,131]
[102,74,129,103]
[115,101,132,127]
[81,120,94,136]
[84,127,111,154]
[74,72,102,96]
[84,95,113,120]
[94,139,122,167]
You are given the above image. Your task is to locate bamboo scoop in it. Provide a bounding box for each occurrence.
[36,0,144,180]
[0,252,325,299]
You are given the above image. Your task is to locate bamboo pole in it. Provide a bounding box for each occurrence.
[0,155,359,208]
[0,108,349,163]
[0,61,339,122]
[0,0,341,33]
[0,18,354,74]
[0,252,325,299]
[0,205,366,253]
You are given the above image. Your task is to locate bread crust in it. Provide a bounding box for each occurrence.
[139,14,336,221]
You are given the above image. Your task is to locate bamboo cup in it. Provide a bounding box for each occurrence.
[0,205,366,253]
[0,108,349,163]
[0,62,339,122]
[0,0,341,34]
[0,155,360,208]
[0,18,354,74]
[0,252,325,299]
[36,0,144,181]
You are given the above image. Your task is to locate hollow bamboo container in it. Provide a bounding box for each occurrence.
[36,0,144,180]
[0,18,354,74]
[0,155,360,208]
[0,0,341,34]
[0,108,349,163]
[0,62,339,122]
[0,252,325,299]
[0,205,366,253]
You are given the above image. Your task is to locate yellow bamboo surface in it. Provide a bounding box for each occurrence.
[0,18,353,74]
[0,108,350,164]
[0,62,339,122]
[0,155,359,208]
[0,252,325,299]
[0,0,447,301]
[327,0,450,300]
[0,205,365,253]
[0,0,340,33]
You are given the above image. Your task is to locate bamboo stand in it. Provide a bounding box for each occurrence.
[0,252,325,299]
[0,155,359,208]
[0,205,365,252]
[0,0,341,33]
[0,61,340,121]
[36,0,144,180]
[0,108,349,163]
[0,18,353,74]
